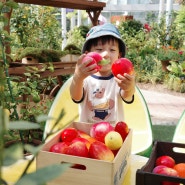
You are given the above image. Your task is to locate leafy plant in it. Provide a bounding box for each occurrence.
[10,4,62,51]
[66,25,89,49]
[63,44,81,55]
[174,6,185,39]
[165,61,185,92]
[14,47,66,63]
[156,46,181,61]
[0,106,71,185]
[118,19,143,38]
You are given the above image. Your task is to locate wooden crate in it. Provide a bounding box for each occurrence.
[136,141,185,185]
[37,122,132,185]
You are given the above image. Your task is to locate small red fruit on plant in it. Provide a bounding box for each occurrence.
[49,142,69,154]
[152,165,179,185]
[82,52,109,71]
[89,141,114,162]
[111,58,134,77]
[65,140,89,158]
[60,127,79,142]
[114,121,129,141]
[156,155,175,168]
[90,122,114,143]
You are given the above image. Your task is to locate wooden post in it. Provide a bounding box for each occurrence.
[1,0,12,58]
[87,10,101,26]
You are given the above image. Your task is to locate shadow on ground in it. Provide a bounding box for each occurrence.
[152,125,176,142]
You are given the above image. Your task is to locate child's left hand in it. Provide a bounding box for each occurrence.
[114,73,135,100]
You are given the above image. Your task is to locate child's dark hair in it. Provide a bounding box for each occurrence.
[85,35,122,54]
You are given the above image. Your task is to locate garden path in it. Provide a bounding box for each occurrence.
[137,83,185,125]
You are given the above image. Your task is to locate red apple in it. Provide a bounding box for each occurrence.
[89,141,114,162]
[90,122,114,143]
[114,121,129,141]
[60,127,79,142]
[49,142,69,154]
[152,165,179,185]
[82,52,109,71]
[111,58,134,77]
[77,130,97,145]
[156,155,176,168]
[65,140,89,158]
[72,137,91,149]
[77,130,91,139]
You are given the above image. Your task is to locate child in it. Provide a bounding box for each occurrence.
[70,23,135,125]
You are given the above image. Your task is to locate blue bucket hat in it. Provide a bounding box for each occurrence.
[82,23,126,57]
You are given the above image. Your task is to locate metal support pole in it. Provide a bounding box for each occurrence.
[61,8,67,50]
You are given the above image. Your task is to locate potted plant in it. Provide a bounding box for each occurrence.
[156,46,183,71]
[14,47,66,63]
[166,60,185,92]
[61,44,81,62]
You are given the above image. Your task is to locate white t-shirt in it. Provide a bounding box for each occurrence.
[74,74,127,126]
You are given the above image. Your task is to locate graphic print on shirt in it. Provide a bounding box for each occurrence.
[87,86,114,121]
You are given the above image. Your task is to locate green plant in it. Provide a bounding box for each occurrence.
[174,6,185,39]
[14,47,66,63]
[0,106,71,185]
[63,44,81,55]
[10,4,62,51]
[156,46,181,61]
[118,19,143,38]
[165,61,185,92]
[66,25,88,49]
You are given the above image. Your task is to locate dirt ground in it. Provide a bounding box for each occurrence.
[137,82,185,97]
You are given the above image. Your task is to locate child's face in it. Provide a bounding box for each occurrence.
[89,38,121,75]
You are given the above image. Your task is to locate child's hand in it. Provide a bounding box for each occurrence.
[74,54,98,81]
[114,73,135,101]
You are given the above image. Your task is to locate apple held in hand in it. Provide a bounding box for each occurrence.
[60,127,79,142]
[82,52,109,71]
[152,165,180,185]
[111,58,134,77]
[114,121,129,142]
[156,155,175,168]
[89,141,114,162]
[90,122,114,143]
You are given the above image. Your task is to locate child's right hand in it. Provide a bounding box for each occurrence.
[74,54,98,81]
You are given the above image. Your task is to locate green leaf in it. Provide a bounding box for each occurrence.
[24,73,32,77]
[3,144,23,166]
[99,59,110,66]
[15,163,71,185]
[9,121,40,130]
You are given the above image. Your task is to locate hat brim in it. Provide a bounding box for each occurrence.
[82,31,126,57]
